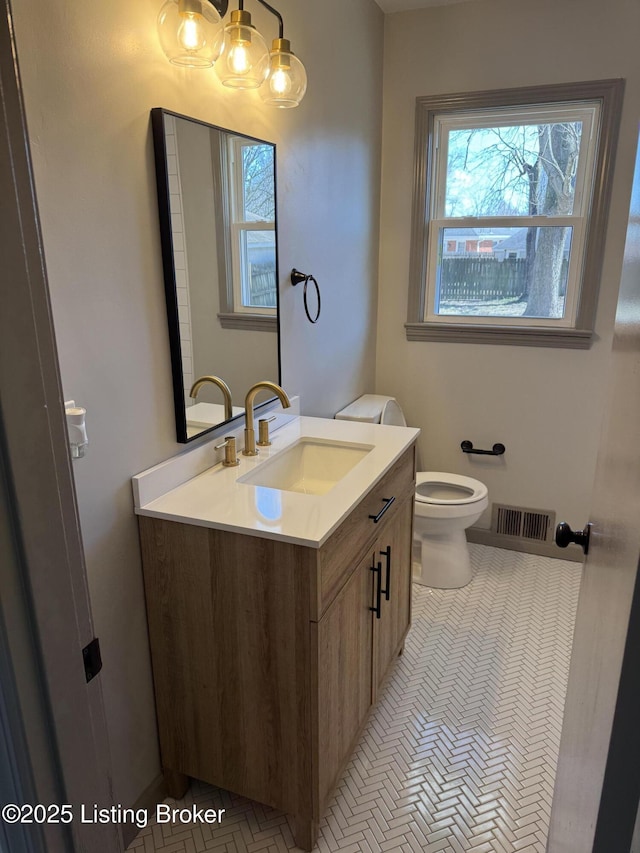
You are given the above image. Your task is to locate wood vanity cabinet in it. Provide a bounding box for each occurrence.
[139,442,416,851]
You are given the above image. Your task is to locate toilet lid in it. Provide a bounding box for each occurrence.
[415,472,488,505]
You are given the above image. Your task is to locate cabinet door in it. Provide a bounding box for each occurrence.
[315,552,374,808]
[373,494,413,694]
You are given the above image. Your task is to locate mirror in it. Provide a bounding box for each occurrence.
[151,108,281,442]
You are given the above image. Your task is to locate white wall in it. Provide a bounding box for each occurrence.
[377,0,640,530]
[11,0,383,807]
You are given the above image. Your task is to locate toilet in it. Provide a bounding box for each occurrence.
[335,395,488,589]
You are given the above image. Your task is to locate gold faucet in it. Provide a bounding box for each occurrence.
[243,381,291,456]
[189,375,233,421]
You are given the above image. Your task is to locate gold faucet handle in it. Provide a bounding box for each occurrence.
[214,435,240,467]
[257,417,277,447]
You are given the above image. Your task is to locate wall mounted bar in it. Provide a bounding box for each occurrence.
[461,440,506,456]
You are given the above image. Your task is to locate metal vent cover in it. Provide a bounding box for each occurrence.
[491,503,555,542]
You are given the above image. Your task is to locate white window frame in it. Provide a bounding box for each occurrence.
[227,136,277,318]
[427,104,597,329]
[213,132,278,333]
[407,80,624,348]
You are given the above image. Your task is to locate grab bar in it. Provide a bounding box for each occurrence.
[461,440,505,456]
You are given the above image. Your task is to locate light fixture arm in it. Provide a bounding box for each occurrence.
[205,0,229,17]
[253,0,284,39]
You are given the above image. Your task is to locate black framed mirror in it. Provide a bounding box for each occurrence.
[151,108,281,443]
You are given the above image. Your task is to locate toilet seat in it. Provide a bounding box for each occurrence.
[334,395,490,590]
[415,472,488,505]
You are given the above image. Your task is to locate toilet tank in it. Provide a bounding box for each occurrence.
[335,394,407,427]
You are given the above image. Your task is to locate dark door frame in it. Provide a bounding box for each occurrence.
[0,0,122,850]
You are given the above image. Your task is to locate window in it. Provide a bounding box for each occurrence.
[407,80,624,347]
[227,136,276,315]
[215,133,278,332]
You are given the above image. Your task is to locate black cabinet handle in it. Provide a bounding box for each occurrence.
[369,560,382,619]
[369,496,395,523]
[380,546,391,601]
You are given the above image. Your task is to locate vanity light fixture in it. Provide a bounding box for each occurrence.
[157,0,307,107]
[157,0,228,67]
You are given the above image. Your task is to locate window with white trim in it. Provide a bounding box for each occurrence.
[226,136,277,316]
[214,133,278,332]
[407,81,624,347]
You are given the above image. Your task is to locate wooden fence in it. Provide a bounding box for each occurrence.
[439,258,525,302]
[439,257,568,302]
[249,262,277,308]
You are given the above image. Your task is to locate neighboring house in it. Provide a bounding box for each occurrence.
[441,227,511,256]
[245,209,277,266]
[491,228,529,260]
[441,227,570,260]
[492,227,572,260]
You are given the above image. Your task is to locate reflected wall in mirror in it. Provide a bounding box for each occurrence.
[151,108,281,442]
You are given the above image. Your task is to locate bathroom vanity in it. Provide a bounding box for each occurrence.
[134,416,418,850]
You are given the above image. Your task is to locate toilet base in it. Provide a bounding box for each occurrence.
[413,529,473,589]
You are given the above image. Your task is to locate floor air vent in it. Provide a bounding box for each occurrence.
[492,504,555,542]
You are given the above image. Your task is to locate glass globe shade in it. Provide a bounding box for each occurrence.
[157,0,221,68]
[259,40,307,108]
[213,10,269,89]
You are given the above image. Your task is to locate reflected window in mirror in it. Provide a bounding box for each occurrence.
[151,109,281,443]
[223,136,277,318]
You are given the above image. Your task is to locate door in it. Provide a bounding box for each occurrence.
[373,494,414,694]
[316,552,374,808]
[0,1,120,850]
[547,135,640,852]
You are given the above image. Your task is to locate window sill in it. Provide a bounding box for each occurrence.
[218,313,277,332]
[405,322,593,349]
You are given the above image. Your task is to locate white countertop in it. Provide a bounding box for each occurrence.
[133,416,419,548]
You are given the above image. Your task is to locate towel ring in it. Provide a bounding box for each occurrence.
[291,268,321,324]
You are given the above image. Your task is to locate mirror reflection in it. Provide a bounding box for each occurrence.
[151,108,280,442]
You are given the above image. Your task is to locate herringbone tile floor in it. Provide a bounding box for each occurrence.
[128,544,582,852]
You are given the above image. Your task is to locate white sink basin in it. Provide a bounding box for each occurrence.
[238,437,374,495]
